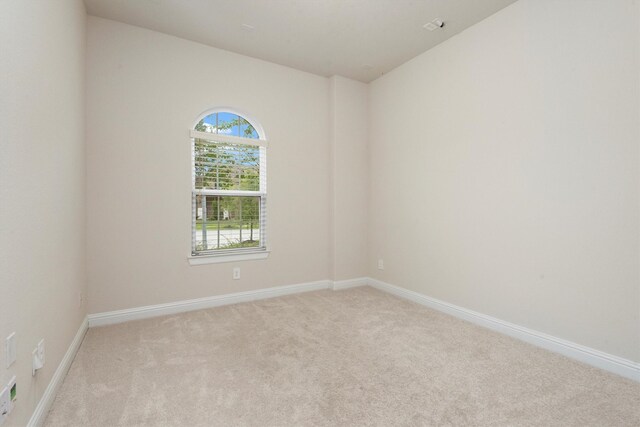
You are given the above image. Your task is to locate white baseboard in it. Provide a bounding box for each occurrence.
[88,280,333,327]
[331,277,368,290]
[368,277,639,382]
[85,276,638,382]
[27,316,88,427]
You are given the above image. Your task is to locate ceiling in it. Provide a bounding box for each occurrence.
[84,0,517,83]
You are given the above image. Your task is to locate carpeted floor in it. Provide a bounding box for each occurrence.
[45,286,639,426]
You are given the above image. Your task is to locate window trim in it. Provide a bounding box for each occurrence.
[188,250,270,265]
[189,110,268,263]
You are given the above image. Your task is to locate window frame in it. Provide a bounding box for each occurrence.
[188,110,269,265]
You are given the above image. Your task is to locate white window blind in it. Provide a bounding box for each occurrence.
[190,113,267,256]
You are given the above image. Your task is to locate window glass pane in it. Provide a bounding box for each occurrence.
[194,140,260,191]
[239,117,258,139]
[196,113,217,133]
[195,112,258,139]
[194,195,261,251]
[216,112,240,136]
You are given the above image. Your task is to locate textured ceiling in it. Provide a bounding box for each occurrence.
[85,0,517,82]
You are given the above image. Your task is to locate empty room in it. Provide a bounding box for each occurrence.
[1,0,639,425]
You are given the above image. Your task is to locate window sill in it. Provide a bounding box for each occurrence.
[188,250,270,265]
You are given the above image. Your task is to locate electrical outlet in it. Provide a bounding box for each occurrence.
[32,349,40,376]
[37,339,45,365]
[5,333,16,368]
[232,267,241,280]
[32,339,44,376]
[377,259,384,270]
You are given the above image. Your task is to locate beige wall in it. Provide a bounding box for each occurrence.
[3,1,638,423]
[329,76,369,280]
[86,17,332,313]
[369,0,640,362]
[0,0,87,425]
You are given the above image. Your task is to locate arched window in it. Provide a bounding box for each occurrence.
[190,110,267,260]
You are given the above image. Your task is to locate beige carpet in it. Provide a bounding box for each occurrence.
[45,287,639,426]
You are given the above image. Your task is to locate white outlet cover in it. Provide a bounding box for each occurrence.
[233,267,241,280]
[32,347,44,376]
[37,339,45,365]
[32,349,38,376]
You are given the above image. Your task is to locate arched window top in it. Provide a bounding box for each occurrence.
[195,111,260,139]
